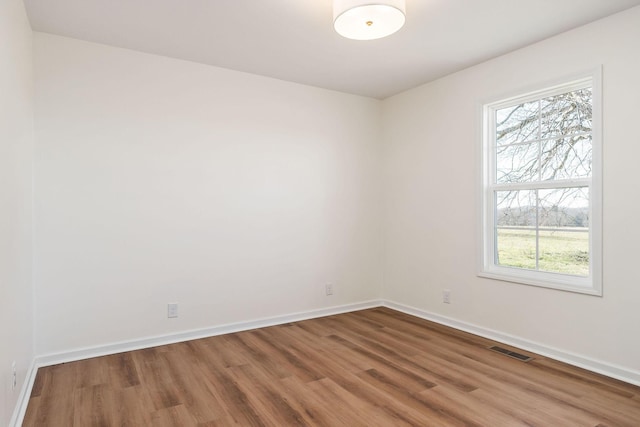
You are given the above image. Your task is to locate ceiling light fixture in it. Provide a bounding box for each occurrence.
[333,0,406,41]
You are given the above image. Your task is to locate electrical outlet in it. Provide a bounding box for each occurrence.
[443,289,451,304]
[325,283,333,296]
[11,361,17,391]
[167,303,178,318]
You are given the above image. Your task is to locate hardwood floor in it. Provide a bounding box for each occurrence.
[23,307,640,426]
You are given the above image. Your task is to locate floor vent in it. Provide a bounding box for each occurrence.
[489,346,533,362]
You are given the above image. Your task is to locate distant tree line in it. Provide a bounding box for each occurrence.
[497,206,589,228]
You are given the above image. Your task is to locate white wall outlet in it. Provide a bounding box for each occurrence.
[325,283,333,296]
[167,303,178,318]
[443,289,451,304]
[11,361,17,391]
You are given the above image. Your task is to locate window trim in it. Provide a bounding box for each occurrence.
[478,68,603,296]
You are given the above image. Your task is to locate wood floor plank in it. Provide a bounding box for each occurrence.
[327,332,476,392]
[29,363,78,426]
[304,377,388,427]
[223,332,293,380]
[133,347,182,411]
[23,308,640,426]
[277,376,348,426]
[193,349,267,426]
[281,324,376,374]
[417,384,531,426]
[149,404,198,427]
[72,384,117,427]
[106,352,141,389]
[160,348,225,424]
[227,363,311,426]
[248,328,326,383]
[117,385,156,426]
[411,349,590,426]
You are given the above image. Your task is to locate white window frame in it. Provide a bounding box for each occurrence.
[479,68,602,296]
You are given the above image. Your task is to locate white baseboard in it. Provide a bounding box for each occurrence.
[12,298,640,426]
[382,300,640,387]
[9,358,38,427]
[36,300,383,367]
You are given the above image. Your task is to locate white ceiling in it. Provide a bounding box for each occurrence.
[23,0,640,99]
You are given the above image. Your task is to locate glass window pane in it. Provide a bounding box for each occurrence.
[496,101,539,145]
[538,187,589,229]
[496,190,536,227]
[541,88,592,139]
[538,230,589,276]
[496,142,539,183]
[496,190,537,270]
[496,190,537,227]
[496,228,536,270]
[540,136,592,180]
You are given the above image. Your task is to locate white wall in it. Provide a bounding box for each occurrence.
[0,0,34,424]
[33,34,383,355]
[382,7,640,372]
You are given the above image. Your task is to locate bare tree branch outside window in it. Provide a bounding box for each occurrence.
[492,87,592,276]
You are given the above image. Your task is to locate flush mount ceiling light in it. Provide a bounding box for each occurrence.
[333,0,406,40]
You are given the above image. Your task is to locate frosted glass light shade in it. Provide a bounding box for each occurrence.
[333,0,406,40]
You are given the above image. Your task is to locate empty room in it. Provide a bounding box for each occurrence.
[2,0,640,425]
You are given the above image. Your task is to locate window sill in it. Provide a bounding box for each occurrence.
[478,269,602,296]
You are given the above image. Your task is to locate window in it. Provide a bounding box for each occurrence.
[480,70,602,295]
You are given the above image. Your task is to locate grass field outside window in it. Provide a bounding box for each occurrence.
[497,228,589,276]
